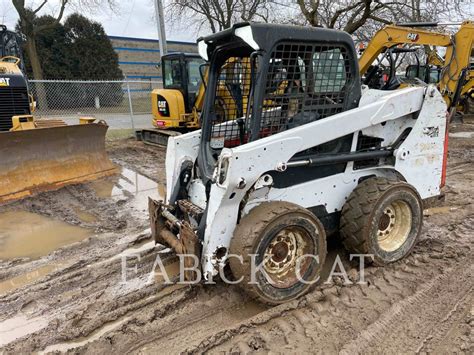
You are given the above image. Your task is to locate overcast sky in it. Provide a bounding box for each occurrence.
[0,0,197,42]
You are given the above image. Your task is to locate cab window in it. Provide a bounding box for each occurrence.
[163,58,182,88]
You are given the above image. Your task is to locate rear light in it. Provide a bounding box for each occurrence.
[156,120,166,127]
[440,113,449,188]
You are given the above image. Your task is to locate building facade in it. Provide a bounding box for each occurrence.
[108,36,198,80]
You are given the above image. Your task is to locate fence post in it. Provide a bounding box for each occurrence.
[126,79,136,132]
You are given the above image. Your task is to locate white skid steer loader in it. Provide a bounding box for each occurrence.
[149,23,449,304]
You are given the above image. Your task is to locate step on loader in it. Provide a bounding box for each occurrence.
[149,23,449,304]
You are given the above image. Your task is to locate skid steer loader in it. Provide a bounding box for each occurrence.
[0,25,117,204]
[149,23,448,304]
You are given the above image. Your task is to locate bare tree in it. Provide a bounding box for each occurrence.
[166,0,468,40]
[294,0,415,34]
[294,0,467,35]
[167,0,275,34]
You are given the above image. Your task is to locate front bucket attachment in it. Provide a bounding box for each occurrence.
[0,123,118,204]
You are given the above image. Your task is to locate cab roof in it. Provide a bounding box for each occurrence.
[197,22,357,60]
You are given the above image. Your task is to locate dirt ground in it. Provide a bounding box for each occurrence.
[0,122,472,354]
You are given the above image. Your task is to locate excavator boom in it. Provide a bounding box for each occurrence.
[359,21,474,112]
[359,24,451,75]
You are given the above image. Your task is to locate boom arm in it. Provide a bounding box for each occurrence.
[359,25,451,75]
[440,22,474,107]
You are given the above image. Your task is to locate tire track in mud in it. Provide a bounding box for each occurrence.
[90,284,269,354]
[39,284,194,354]
[340,262,473,354]
[415,291,472,354]
[0,240,179,352]
[193,222,472,354]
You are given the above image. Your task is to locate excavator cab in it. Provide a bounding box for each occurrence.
[359,21,474,114]
[150,53,205,133]
[162,53,205,113]
[405,64,442,84]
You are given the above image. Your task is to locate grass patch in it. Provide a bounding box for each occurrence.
[106,128,136,140]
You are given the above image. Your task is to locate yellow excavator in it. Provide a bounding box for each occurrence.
[0,25,117,204]
[141,53,252,145]
[139,53,206,145]
[359,21,474,115]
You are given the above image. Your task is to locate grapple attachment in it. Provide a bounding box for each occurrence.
[149,198,201,281]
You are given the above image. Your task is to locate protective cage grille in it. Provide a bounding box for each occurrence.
[210,42,353,149]
[210,57,252,149]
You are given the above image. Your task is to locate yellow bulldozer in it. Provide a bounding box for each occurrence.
[359,21,474,115]
[0,25,117,204]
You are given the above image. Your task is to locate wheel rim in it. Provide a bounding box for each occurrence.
[377,200,412,252]
[263,226,314,289]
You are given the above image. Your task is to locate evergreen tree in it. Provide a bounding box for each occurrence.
[64,14,123,80]
[18,13,123,108]
[19,15,73,80]
[18,13,123,80]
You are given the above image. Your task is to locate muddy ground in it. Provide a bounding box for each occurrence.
[0,122,473,354]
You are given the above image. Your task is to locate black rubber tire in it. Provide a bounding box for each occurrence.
[340,177,423,266]
[229,201,327,305]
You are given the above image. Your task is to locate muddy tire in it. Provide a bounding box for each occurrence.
[229,201,327,305]
[340,177,423,266]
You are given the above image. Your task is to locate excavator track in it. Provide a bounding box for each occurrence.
[137,129,182,147]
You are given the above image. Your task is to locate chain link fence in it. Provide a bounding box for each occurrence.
[28,79,162,130]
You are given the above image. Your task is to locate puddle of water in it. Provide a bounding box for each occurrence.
[0,211,93,260]
[424,206,458,216]
[91,168,165,212]
[449,132,474,138]
[0,314,49,347]
[39,316,130,354]
[0,262,67,296]
[90,178,117,198]
[73,208,98,223]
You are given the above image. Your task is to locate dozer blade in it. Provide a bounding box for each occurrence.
[0,122,118,204]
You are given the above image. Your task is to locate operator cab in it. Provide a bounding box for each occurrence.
[363,45,443,89]
[0,25,23,69]
[162,53,205,113]
[405,64,441,84]
[196,23,361,183]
